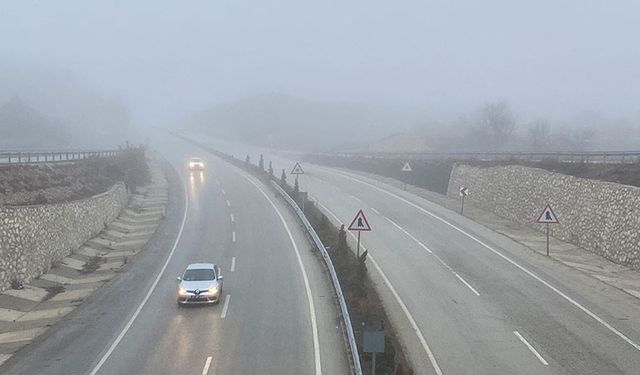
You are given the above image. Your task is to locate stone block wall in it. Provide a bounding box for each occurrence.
[447,164,640,269]
[0,182,128,291]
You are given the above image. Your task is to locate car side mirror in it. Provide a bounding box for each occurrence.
[218,275,223,281]
[177,277,181,281]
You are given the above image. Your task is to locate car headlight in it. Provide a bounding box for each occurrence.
[208,287,219,294]
[178,287,187,295]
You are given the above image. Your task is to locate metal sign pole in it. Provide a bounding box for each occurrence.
[461,195,465,215]
[546,223,550,256]
[357,231,361,258]
[372,352,376,375]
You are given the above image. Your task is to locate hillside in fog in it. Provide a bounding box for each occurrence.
[182,94,418,151]
[0,63,139,149]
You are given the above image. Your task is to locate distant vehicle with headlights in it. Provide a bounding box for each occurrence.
[188,157,205,171]
[177,263,223,305]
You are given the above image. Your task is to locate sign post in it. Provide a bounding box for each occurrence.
[536,204,559,256]
[459,186,469,215]
[291,163,305,210]
[401,162,412,191]
[348,209,372,258]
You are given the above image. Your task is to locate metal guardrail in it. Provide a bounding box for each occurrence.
[270,180,363,375]
[319,150,640,164]
[0,150,119,164]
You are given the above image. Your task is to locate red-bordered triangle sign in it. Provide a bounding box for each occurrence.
[536,204,559,224]
[402,162,412,172]
[291,162,304,175]
[348,209,372,231]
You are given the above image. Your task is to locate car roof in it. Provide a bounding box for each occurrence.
[190,157,203,161]
[186,263,215,270]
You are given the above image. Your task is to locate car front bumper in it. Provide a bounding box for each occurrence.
[177,292,220,304]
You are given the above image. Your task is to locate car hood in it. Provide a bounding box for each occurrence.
[179,280,218,291]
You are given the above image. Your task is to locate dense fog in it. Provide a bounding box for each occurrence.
[1,1,639,151]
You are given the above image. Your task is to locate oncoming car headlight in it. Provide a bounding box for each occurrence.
[178,287,187,295]
[208,287,219,294]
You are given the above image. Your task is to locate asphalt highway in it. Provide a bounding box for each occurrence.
[199,135,640,375]
[1,134,349,375]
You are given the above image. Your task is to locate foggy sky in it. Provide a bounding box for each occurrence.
[2,0,639,126]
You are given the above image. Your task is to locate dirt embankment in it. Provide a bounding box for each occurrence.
[0,147,149,205]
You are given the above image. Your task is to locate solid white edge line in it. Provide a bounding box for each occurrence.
[220,294,231,318]
[317,201,343,224]
[320,204,443,375]
[239,174,322,375]
[201,356,213,375]
[513,331,549,366]
[230,257,236,272]
[89,170,189,375]
[385,216,480,296]
[327,168,640,352]
[232,231,236,243]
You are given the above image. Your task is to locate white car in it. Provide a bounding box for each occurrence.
[177,263,223,305]
[188,157,205,171]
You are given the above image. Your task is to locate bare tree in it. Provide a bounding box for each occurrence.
[527,119,551,151]
[475,102,517,150]
[558,127,596,151]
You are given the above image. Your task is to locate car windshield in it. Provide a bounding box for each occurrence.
[190,158,202,162]
[182,269,215,281]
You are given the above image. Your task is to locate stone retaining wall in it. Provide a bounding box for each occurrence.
[0,182,128,291]
[448,164,640,269]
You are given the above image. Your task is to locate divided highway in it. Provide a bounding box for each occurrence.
[198,135,640,375]
[1,134,349,374]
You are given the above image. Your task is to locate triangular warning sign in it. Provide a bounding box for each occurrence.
[291,162,304,175]
[536,204,559,224]
[402,162,412,172]
[348,209,372,231]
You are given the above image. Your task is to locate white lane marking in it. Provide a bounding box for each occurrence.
[230,213,235,222]
[201,356,213,375]
[350,195,363,203]
[320,204,442,375]
[370,207,381,215]
[514,331,549,366]
[221,188,226,195]
[232,231,236,243]
[240,174,322,375]
[327,168,640,352]
[226,200,231,207]
[385,217,432,254]
[317,201,343,224]
[230,257,236,272]
[385,216,480,296]
[220,295,231,318]
[89,171,189,375]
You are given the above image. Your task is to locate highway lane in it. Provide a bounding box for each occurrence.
[196,135,640,374]
[91,134,350,375]
[1,135,349,375]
